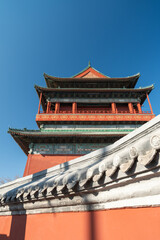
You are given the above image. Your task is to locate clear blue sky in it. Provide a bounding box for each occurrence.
[0,0,160,179]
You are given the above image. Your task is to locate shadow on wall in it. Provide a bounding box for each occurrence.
[0,234,9,239]
[0,215,27,240]
[89,210,96,240]
[0,169,49,240]
[10,215,27,240]
[0,147,108,240]
[0,209,27,240]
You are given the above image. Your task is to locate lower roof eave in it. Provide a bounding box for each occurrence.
[9,129,125,156]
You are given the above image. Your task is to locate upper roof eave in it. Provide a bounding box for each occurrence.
[34,84,153,109]
[44,72,140,82]
[44,72,140,88]
[35,84,154,93]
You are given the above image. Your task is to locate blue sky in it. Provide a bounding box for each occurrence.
[0,0,160,179]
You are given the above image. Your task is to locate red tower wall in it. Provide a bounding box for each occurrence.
[23,154,83,176]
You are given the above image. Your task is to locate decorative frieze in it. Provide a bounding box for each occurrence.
[36,113,155,122]
[49,98,139,103]
[31,143,109,155]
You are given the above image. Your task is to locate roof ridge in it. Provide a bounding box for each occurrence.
[91,66,110,78]
[71,65,90,78]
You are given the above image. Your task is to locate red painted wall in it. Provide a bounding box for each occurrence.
[23,154,83,177]
[1,207,160,240]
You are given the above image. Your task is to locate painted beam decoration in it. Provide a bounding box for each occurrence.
[36,113,154,122]
[31,143,109,155]
[1,115,160,215]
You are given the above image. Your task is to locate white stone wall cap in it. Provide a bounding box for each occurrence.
[1,115,160,215]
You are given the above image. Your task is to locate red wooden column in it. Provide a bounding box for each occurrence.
[55,103,60,114]
[46,102,50,114]
[49,102,52,113]
[58,103,60,113]
[137,102,142,114]
[38,93,42,114]
[128,103,134,114]
[72,102,77,114]
[146,93,153,114]
[111,103,116,114]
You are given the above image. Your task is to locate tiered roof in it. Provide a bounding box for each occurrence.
[44,66,140,88]
[8,65,155,155]
[35,65,153,112]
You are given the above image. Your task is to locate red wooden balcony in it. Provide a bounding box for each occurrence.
[37,99,154,123]
[36,112,155,123]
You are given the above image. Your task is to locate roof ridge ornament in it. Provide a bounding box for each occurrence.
[88,61,91,67]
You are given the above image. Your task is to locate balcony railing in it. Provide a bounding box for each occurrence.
[39,110,152,114]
